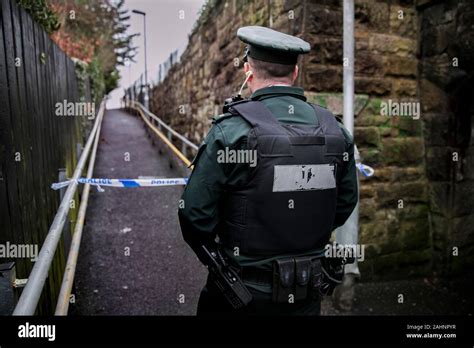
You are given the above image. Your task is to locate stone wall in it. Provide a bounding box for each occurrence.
[418,0,474,274]
[150,0,473,279]
[150,0,308,143]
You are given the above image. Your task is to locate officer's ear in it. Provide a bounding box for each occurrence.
[292,65,299,83]
[244,62,254,81]
[244,62,250,73]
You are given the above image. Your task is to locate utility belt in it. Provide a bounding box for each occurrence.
[240,255,354,304]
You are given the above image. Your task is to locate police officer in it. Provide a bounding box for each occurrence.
[179,26,358,315]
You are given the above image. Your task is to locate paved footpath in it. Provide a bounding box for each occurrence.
[73,109,207,315]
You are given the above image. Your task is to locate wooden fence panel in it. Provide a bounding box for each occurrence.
[0,0,90,314]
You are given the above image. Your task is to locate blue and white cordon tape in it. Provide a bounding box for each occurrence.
[51,163,374,192]
[356,163,375,177]
[51,177,188,192]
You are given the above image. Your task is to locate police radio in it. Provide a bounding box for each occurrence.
[223,95,245,113]
[201,245,253,309]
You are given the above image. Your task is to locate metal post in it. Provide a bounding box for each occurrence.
[0,262,15,314]
[333,0,359,312]
[144,14,148,90]
[143,14,149,110]
[58,169,71,259]
[339,0,359,272]
[343,0,355,135]
[181,143,187,158]
[132,9,148,109]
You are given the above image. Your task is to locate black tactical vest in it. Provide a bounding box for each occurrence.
[219,100,346,256]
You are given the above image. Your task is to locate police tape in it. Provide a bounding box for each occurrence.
[52,163,374,192]
[51,177,188,192]
[356,163,375,177]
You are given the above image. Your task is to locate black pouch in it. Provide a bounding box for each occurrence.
[294,257,312,301]
[272,258,295,303]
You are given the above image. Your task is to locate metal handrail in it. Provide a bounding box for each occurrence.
[129,101,198,168]
[54,102,104,315]
[13,99,106,316]
[132,101,198,151]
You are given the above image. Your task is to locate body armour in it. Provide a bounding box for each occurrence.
[218,100,347,256]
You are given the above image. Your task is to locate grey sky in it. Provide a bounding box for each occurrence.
[108,0,206,108]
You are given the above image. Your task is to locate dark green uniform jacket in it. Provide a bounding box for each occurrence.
[179,86,358,290]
